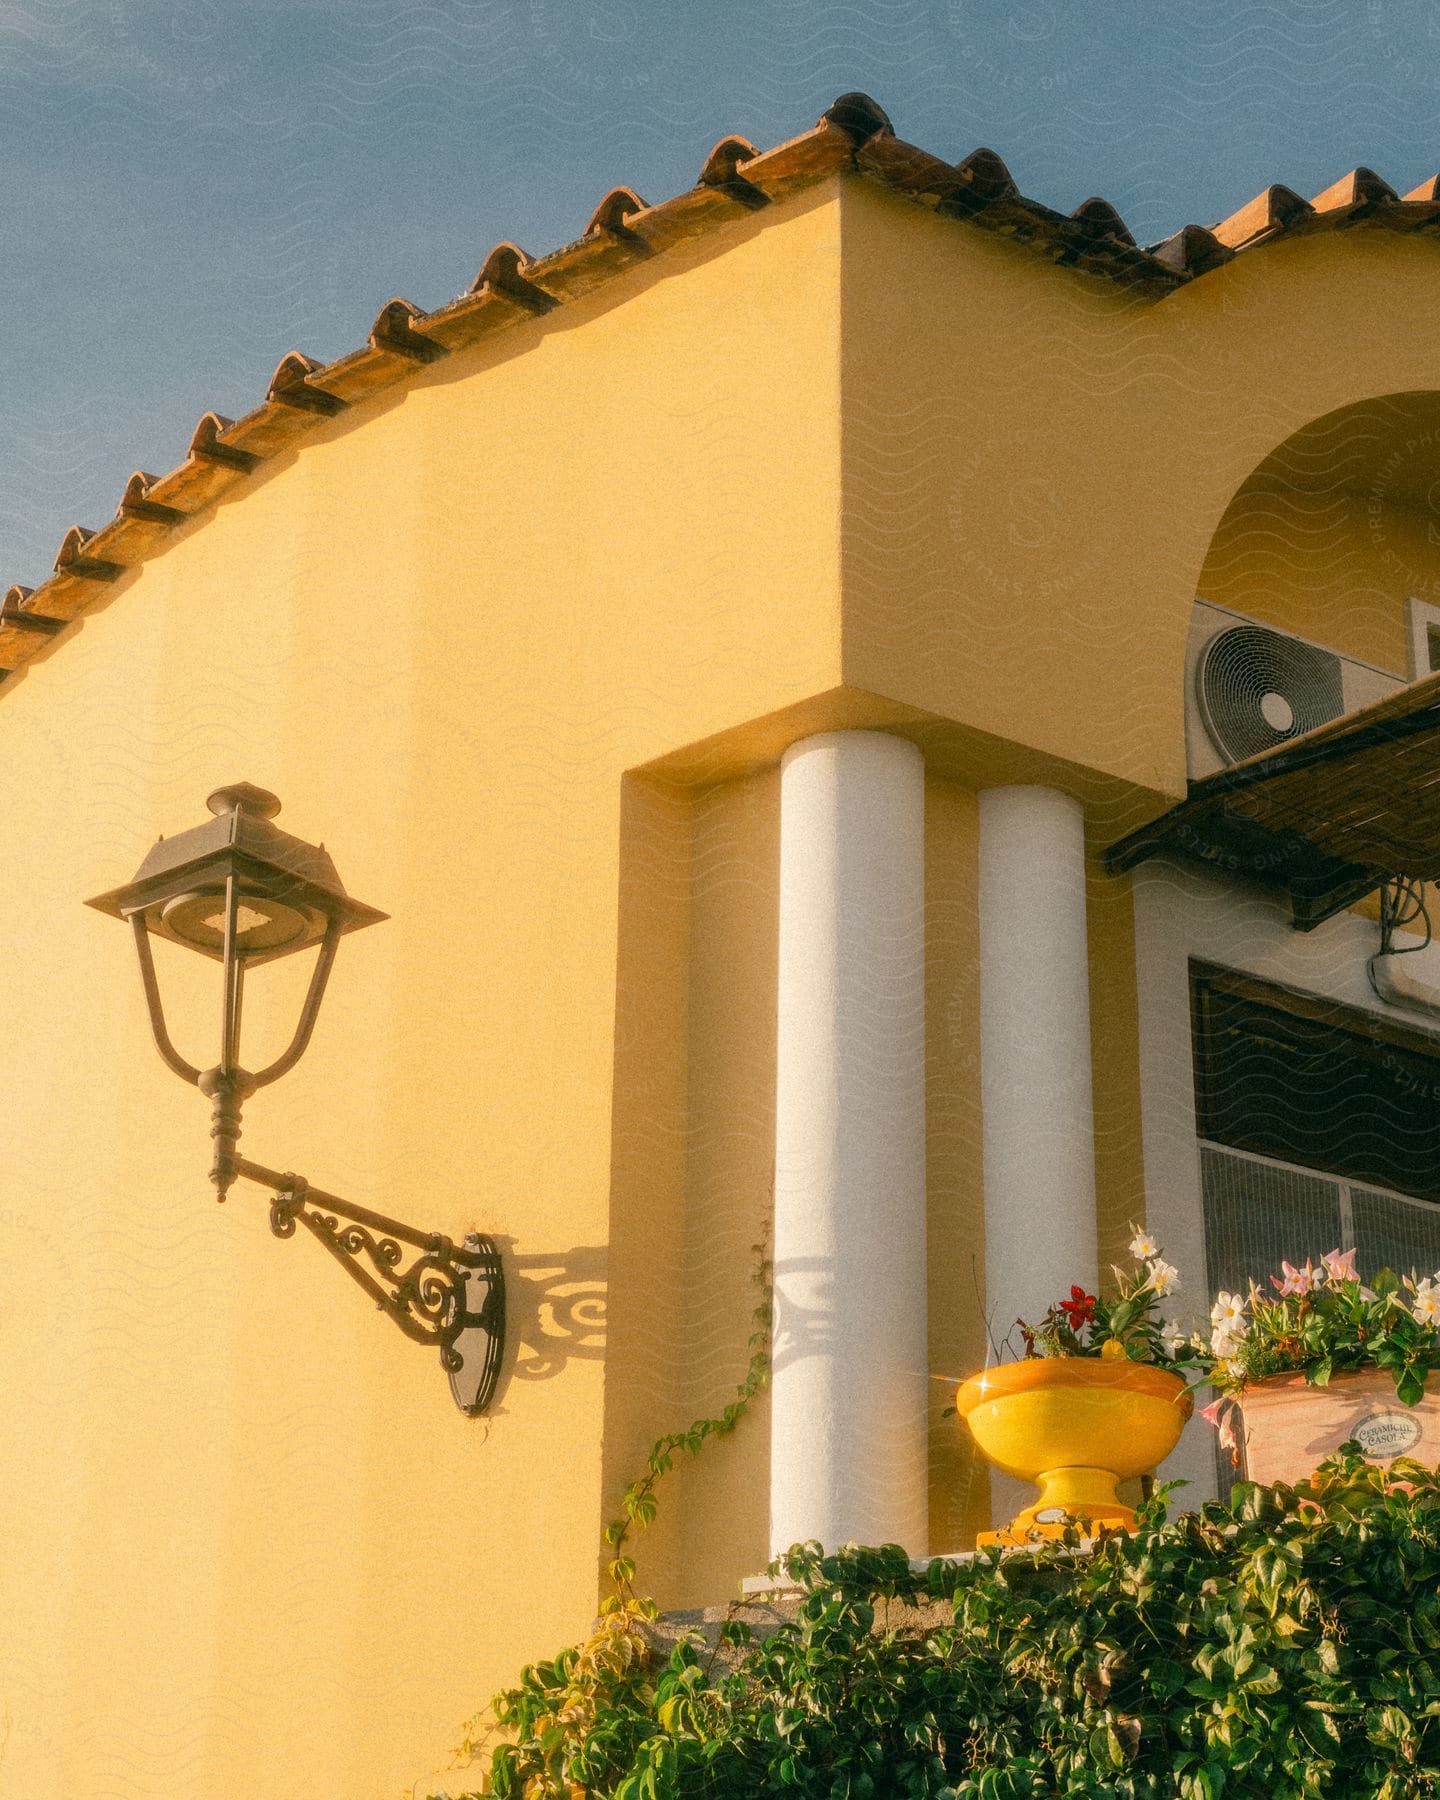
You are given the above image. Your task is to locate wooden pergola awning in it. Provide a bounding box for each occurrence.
[1106,669,1440,929]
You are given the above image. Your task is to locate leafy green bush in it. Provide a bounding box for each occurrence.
[446,1451,1440,1799]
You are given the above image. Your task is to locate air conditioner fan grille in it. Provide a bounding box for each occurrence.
[1196,624,1345,766]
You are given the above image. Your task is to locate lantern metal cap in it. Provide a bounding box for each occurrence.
[86,783,388,964]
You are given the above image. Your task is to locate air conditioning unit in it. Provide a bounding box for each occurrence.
[1185,600,1404,780]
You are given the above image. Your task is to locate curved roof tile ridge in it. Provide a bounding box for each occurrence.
[369,297,448,366]
[3,92,1437,687]
[469,242,558,313]
[698,135,768,209]
[819,92,894,142]
[1312,167,1399,215]
[1212,183,1314,250]
[584,186,650,237]
[1070,197,1137,248]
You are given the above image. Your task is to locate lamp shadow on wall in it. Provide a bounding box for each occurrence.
[768,1255,836,1374]
[500,1244,608,1385]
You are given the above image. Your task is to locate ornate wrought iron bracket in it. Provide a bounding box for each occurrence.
[233,1152,505,1416]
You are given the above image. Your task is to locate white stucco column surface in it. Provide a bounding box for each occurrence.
[770,730,929,1560]
[977,786,1100,1349]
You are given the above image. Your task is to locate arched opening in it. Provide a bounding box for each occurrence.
[1197,390,1440,678]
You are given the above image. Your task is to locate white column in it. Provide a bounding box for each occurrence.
[770,730,928,1559]
[978,786,1099,1346]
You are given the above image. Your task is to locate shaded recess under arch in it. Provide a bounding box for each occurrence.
[1110,392,1440,927]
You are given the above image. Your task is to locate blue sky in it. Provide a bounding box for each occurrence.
[3,0,1439,585]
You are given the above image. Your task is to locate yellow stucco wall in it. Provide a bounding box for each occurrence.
[923,777,990,1552]
[4,154,1440,1795]
[0,188,841,1798]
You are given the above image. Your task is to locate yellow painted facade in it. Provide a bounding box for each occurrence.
[3,142,1439,1795]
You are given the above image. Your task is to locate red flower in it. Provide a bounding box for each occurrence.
[1059,1285,1096,1329]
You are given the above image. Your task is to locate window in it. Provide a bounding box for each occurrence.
[1192,962,1440,1486]
[1405,597,1440,679]
[1192,964,1440,1207]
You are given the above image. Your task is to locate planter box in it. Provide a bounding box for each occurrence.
[1237,1369,1440,1487]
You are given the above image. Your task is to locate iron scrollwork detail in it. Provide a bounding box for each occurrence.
[250,1160,505,1415]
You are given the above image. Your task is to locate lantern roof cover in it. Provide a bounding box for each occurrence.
[86,783,389,937]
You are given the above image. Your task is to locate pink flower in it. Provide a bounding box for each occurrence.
[1200,1398,1239,1453]
[1322,1247,1359,1284]
[1271,1258,1319,1297]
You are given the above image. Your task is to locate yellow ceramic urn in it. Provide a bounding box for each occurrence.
[956,1347,1193,1545]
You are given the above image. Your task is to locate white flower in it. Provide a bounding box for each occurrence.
[1130,1228,1159,1262]
[1211,1291,1246,1329]
[1210,1323,1241,1360]
[1147,1257,1179,1298]
[1209,1292,1247,1358]
[1160,1320,1185,1356]
[1413,1277,1440,1325]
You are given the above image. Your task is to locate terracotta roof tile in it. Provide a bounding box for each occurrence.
[1311,166,1399,217]
[584,186,649,237]
[946,145,1020,211]
[1070,197,1137,248]
[1212,183,1314,250]
[55,524,122,583]
[819,92,894,143]
[369,298,448,366]
[469,242,558,315]
[39,525,125,622]
[733,117,855,199]
[188,411,259,473]
[855,134,968,210]
[97,471,190,565]
[526,201,654,302]
[267,350,349,417]
[0,588,64,668]
[130,415,256,529]
[1151,223,1234,277]
[5,92,1439,686]
[697,135,768,210]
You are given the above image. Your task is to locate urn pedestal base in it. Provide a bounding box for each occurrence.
[958,1357,1193,1546]
[976,1463,1136,1546]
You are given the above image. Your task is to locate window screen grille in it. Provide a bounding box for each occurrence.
[1199,1145,1343,1301]
[1350,1186,1440,1285]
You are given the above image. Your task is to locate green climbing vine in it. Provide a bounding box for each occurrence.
[433,1231,773,1797]
[600,1232,773,1619]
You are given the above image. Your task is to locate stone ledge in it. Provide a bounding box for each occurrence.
[643,1546,1098,1673]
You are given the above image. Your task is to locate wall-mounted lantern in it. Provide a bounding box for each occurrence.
[87,783,505,1415]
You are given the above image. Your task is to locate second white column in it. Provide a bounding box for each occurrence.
[977,785,1100,1346]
